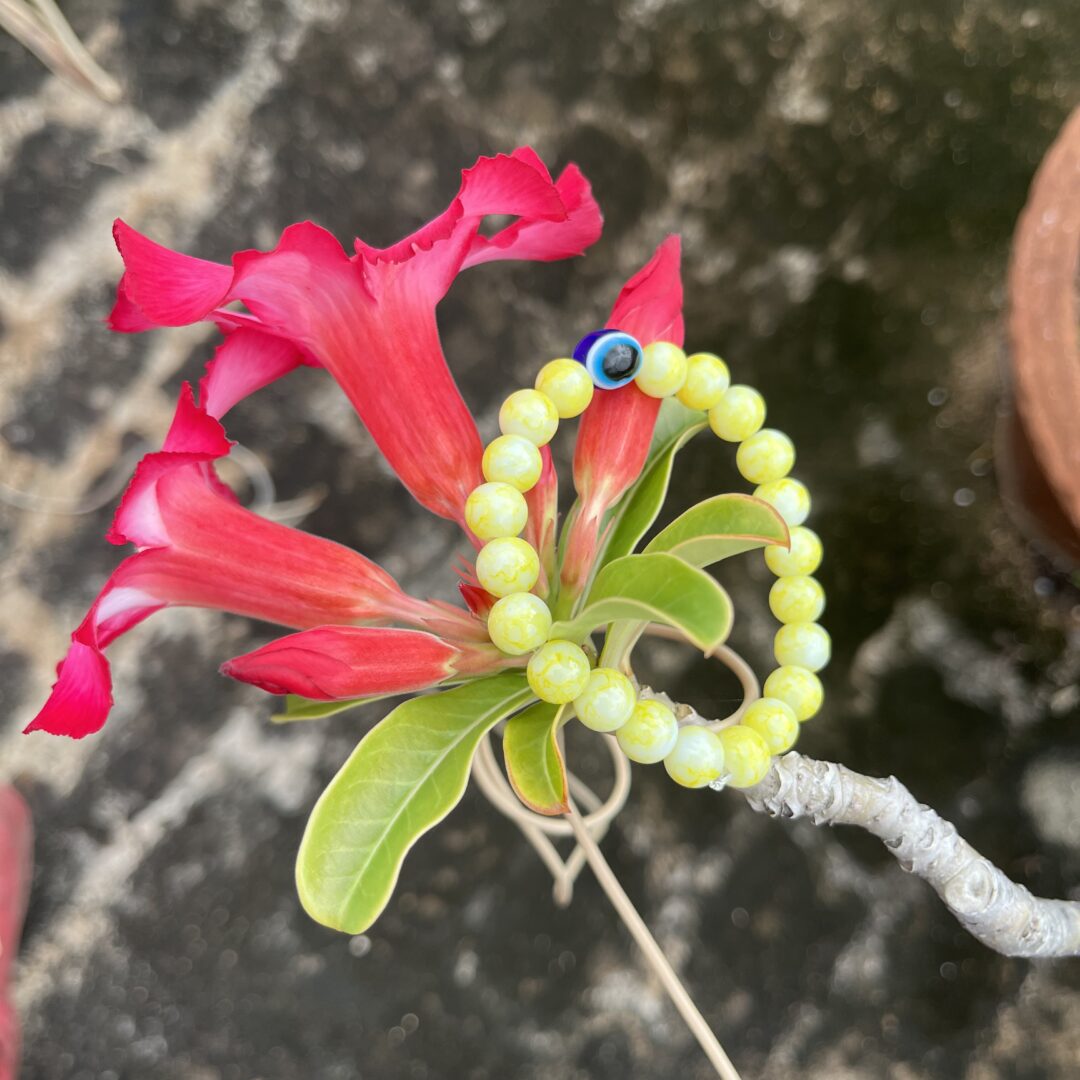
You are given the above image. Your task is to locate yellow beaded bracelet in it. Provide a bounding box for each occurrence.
[465,330,826,794]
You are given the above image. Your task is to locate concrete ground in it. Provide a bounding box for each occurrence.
[2,0,1080,1076]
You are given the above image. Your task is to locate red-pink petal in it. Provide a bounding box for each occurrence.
[463,164,603,269]
[24,639,113,738]
[107,383,233,547]
[221,626,462,699]
[108,274,158,332]
[355,150,567,275]
[607,235,685,346]
[230,222,484,524]
[199,327,309,420]
[112,219,232,327]
[523,445,558,596]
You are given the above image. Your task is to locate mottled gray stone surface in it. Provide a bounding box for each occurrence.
[3,1,1080,1077]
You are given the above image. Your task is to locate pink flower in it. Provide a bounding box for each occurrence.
[27,149,602,739]
[560,237,684,597]
[26,386,485,739]
[109,149,601,527]
[221,626,506,700]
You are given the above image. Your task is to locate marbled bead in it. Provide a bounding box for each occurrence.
[763,665,824,722]
[774,621,831,672]
[573,668,636,732]
[663,725,726,788]
[741,697,799,754]
[475,537,540,598]
[676,352,730,411]
[499,389,559,446]
[708,385,766,442]
[535,358,594,419]
[636,341,688,398]
[769,575,825,624]
[486,592,552,655]
[736,428,795,485]
[617,700,679,764]
[527,639,591,704]
[464,482,528,541]
[717,725,772,788]
[753,477,811,527]
[482,434,543,492]
[764,526,823,577]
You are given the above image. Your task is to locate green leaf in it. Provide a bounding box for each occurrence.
[645,493,789,568]
[272,694,377,724]
[502,701,568,816]
[549,552,733,652]
[295,672,533,934]
[599,407,707,568]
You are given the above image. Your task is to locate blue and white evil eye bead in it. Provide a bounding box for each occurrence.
[573,329,644,390]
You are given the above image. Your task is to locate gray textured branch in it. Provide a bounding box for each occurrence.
[745,752,1080,958]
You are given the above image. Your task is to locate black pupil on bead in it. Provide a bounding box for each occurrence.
[602,342,638,380]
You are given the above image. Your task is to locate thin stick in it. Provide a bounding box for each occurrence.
[565,798,743,1080]
[0,0,121,101]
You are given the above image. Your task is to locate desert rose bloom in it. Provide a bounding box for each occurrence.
[110,148,601,526]
[560,236,685,598]
[27,149,602,739]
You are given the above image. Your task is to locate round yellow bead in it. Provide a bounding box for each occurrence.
[616,700,679,764]
[464,482,528,541]
[482,435,543,492]
[635,341,688,398]
[535,359,594,419]
[754,477,811,527]
[498,389,559,446]
[736,428,795,485]
[573,668,636,732]
[526,639,591,704]
[486,592,552,655]
[741,697,799,754]
[475,537,540,599]
[774,622,831,672]
[708,385,766,442]
[676,352,730,411]
[763,665,823,721]
[769,575,825,624]
[663,725,726,788]
[764,526,823,577]
[717,725,772,788]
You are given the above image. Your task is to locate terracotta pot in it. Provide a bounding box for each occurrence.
[1001,106,1080,568]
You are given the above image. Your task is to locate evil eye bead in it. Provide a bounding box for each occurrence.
[482,434,543,492]
[636,341,688,398]
[499,389,559,447]
[574,329,644,390]
[717,725,772,788]
[663,725,726,788]
[535,358,594,418]
[475,537,540,598]
[527,639,592,704]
